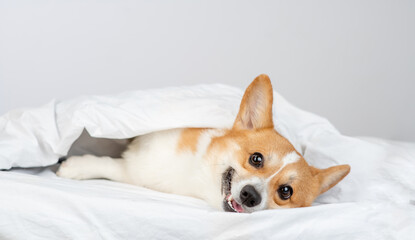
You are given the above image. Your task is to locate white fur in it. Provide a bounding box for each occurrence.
[124,128,227,207]
[57,128,227,209]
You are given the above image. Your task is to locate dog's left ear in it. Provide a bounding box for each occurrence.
[311,165,351,194]
[233,74,274,130]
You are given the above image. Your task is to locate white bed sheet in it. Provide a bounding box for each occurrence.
[1,84,415,239]
[1,166,414,240]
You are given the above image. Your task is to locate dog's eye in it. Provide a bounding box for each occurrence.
[278,185,293,200]
[249,152,264,168]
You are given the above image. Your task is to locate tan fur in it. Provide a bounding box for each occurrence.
[177,128,207,153]
[233,74,274,130]
[311,165,351,194]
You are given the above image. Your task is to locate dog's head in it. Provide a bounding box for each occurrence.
[209,74,350,213]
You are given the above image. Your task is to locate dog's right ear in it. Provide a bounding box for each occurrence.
[233,74,274,130]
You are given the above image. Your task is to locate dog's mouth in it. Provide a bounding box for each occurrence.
[221,167,244,213]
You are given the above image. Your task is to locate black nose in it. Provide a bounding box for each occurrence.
[240,185,262,207]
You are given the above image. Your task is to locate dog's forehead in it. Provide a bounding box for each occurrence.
[264,151,284,169]
[265,151,301,181]
[265,150,294,167]
[237,129,296,153]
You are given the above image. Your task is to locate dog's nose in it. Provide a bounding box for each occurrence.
[240,185,261,207]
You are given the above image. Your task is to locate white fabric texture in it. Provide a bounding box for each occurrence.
[0,84,415,239]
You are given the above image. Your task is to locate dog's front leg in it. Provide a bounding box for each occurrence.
[57,155,128,183]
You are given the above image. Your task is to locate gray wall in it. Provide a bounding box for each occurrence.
[1,0,414,141]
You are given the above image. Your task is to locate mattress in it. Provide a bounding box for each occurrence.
[1,84,414,239]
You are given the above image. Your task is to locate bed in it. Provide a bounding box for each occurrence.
[1,84,414,239]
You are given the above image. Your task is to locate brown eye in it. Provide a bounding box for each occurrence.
[249,152,264,168]
[278,185,293,200]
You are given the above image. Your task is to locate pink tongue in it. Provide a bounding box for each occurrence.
[232,200,244,213]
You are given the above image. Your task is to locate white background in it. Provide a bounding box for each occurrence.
[1,0,414,141]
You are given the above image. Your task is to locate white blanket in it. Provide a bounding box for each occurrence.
[0,84,414,239]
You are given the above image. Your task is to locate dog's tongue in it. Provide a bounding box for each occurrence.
[232,200,244,213]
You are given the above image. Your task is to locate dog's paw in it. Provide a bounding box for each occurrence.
[56,155,90,180]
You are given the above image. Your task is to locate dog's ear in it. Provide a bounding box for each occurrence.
[233,74,274,130]
[311,165,351,194]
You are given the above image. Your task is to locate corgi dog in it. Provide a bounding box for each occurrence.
[57,74,350,213]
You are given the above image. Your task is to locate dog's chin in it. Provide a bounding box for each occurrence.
[221,167,244,213]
